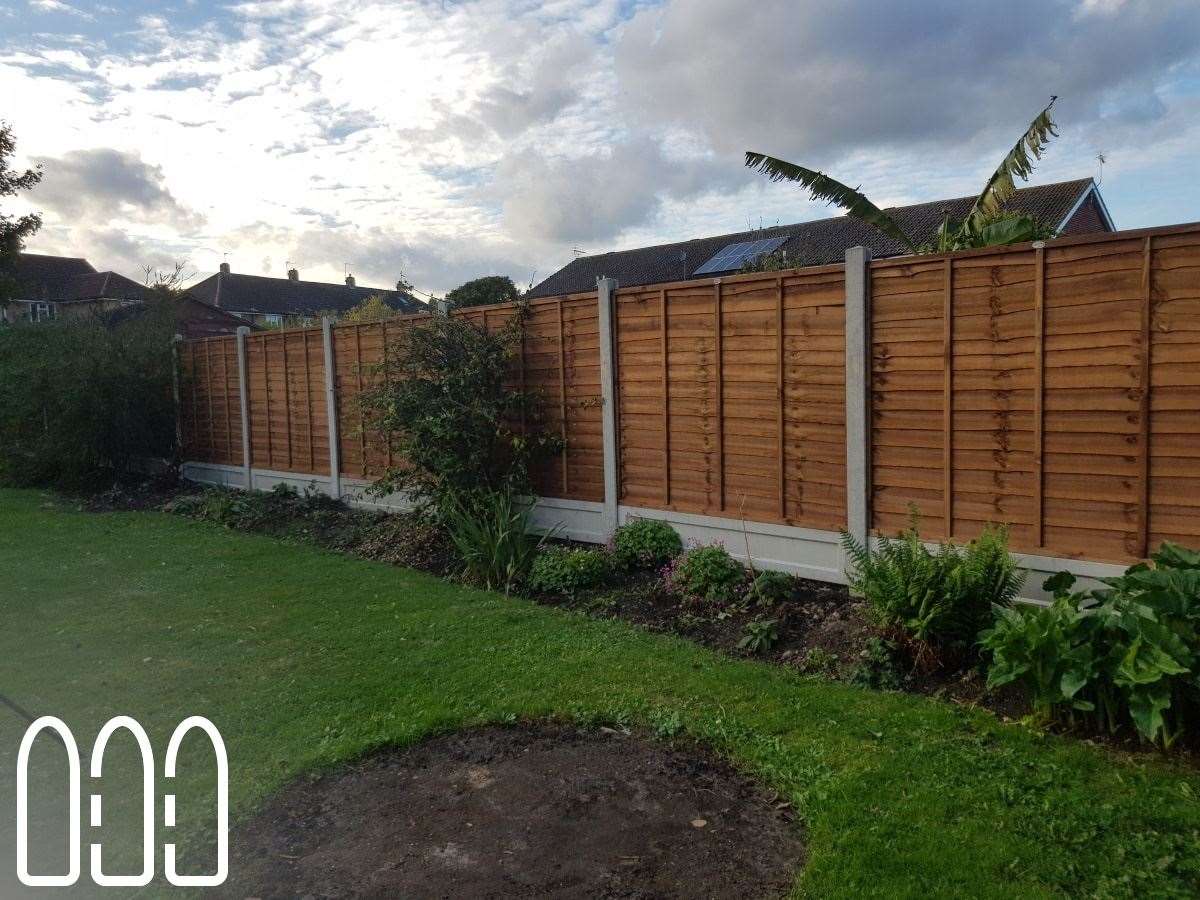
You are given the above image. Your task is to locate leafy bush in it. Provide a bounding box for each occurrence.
[747,570,796,607]
[738,618,780,654]
[359,312,559,514]
[442,488,548,594]
[0,300,177,489]
[848,637,906,691]
[797,647,840,678]
[611,518,682,570]
[167,483,367,548]
[842,515,1023,655]
[982,542,1200,749]
[528,546,611,597]
[665,543,747,605]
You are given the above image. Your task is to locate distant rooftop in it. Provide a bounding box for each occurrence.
[9,253,155,302]
[186,265,425,317]
[526,178,1113,298]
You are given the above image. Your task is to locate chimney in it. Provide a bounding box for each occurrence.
[219,261,230,274]
[345,274,356,287]
[287,268,299,281]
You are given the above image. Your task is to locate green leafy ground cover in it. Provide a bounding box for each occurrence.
[2,488,1199,898]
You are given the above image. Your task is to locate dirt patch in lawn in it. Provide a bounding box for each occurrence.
[222,723,804,899]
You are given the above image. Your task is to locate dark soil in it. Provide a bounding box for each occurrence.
[221,723,804,899]
[79,473,187,512]
[537,570,1029,718]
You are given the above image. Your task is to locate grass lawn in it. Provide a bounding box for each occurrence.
[2,487,1200,898]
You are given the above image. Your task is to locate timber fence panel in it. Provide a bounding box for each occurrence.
[1148,230,1200,550]
[178,335,242,466]
[465,295,604,503]
[868,223,1200,565]
[177,222,1200,568]
[614,268,847,528]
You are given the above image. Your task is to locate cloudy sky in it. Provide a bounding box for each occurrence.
[2,0,1199,296]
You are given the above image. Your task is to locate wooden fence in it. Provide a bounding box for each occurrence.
[179,297,604,503]
[179,221,1200,567]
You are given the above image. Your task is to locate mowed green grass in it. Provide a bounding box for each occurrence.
[1,488,1199,898]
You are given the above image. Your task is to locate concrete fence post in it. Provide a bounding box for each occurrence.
[844,246,873,561]
[235,325,253,491]
[171,334,184,463]
[321,317,342,500]
[596,276,619,537]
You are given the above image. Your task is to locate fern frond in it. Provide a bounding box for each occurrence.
[745,153,916,252]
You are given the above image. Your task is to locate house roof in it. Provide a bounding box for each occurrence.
[526,178,1109,298]
[104,295,257,339]
[9,253,157,302]
[186,270,425,317]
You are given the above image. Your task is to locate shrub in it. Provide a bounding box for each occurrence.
[442,488,548,595]
[848,637,906,691]
[842,514,1023,656]
[528,546,611,597]
[166,483,368,548]
[797,647,840,678]
[665,543,747,606]
[611,518,682,570]
[358,312,559,515]
[0,300,177,489]
[738,618,780,654]
[982,542,1200,749]
[747,570,796,607]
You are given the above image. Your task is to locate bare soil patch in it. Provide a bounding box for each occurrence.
[221,723,804,898]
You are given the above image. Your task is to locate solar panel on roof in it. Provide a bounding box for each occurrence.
[692,235,788,275]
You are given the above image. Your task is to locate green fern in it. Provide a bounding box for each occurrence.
[842,511,1023,653]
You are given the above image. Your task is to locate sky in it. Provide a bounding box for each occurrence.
[2,0,1199,297]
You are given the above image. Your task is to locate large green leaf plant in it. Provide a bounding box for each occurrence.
[746,98,1061,254]
[982,543,1200,749]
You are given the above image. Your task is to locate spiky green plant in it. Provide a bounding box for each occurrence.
[841,513,1024,656]
[442,488,553,595]
[746,98,1060,254]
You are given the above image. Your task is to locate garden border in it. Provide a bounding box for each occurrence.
[181,461,1125,601]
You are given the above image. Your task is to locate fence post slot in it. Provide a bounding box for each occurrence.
[235,326,253,491]
[171,334,184,466]
[844,246,872,567]
[321,317,342,500]
[597,276,619,537]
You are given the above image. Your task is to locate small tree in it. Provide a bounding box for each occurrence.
[142,261,194,299]
[342,294,398,323]
[0,121,44,312]
[446,275,520,310]
[359,310,558,515]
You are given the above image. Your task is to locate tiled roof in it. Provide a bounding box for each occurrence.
[11,253,156,302]
[526,178,1105,298]
[187,271,425,316]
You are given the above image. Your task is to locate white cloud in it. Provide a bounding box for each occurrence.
[2,0,1199,295]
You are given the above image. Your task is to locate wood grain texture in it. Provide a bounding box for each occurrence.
[178,224,1200,563]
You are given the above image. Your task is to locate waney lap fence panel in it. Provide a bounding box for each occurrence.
[458,295,604,503]
[244,329,330,475]
[330,315,432,480]
[870,224,1200,564]
[179,335,242,466]
[177,222,1200,568]
[615,267,847,530]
